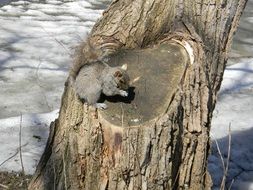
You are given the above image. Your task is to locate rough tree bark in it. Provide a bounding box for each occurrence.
[29,0,247,189]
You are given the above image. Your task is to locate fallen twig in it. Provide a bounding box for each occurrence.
[0,183,9,189]
[40,26,71,55]
[220,123,232,190]
[35,59,52,111]
[19,113,25,175]
[210,132,225,173]
[19,113,28,188]
[0,143,28,168]
[0,151,19,168]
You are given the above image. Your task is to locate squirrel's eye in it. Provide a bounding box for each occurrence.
[114,71,122,77]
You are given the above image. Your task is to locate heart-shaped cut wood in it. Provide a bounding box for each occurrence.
[99,42,189,126]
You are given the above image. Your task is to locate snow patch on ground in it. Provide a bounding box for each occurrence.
[0,0,106,119]
[0,110,58,174]
[209,59,253,189]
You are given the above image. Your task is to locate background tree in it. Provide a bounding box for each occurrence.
[28,0,247,189]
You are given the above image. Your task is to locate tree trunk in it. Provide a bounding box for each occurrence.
[29,0,247,189]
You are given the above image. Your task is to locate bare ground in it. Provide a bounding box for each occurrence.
[0,171,31,190]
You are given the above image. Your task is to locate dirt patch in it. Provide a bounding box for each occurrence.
[0,171,31,190]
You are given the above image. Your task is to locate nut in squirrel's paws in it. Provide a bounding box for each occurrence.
[95,103,108,109]
[119,90,128,97]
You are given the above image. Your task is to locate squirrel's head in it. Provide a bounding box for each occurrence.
[113,64,130,90]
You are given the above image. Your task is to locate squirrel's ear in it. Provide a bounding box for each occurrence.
[121,64,127,71]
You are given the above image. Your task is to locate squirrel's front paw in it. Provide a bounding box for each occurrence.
[119,90,128,97]
[95,103,108,109]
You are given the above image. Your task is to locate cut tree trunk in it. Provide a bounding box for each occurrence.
[29,0,247,189]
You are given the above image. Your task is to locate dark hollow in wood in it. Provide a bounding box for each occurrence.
[99,42,189,126]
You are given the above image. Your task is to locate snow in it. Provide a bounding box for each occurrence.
[211,60,253,139]
[0,0,252,189]
[0,110,59,174]
[0,0,108,119]
[209,59,253,189]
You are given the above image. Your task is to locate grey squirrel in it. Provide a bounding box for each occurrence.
[74,62,130,109]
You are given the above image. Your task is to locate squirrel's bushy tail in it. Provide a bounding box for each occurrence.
[69,36,124,82]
